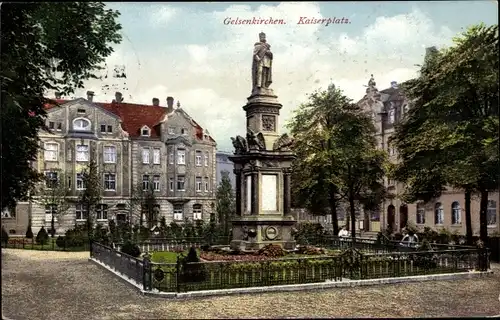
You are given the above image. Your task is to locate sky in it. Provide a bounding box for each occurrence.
[73,1,498,152]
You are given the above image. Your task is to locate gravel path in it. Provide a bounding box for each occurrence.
[2,249,500,319]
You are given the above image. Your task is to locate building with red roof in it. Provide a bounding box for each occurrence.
[10,91,218,235]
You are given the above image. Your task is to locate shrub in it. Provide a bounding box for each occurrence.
[296,245,326,255]
[1,226,9,245]
[64,228,86,247]
[36,226,49,245]
[180,246,207,282]
[56,236,66,248]
[93,224,109,245]
[25,224,34,239]
[258,244,286,258]
[120,241,141,257]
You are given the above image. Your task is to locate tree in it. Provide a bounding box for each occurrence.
[36,169,71,237]
[288,84,387,240]
[216,171,235,237]
[391,24,499,244]
[129,179,160,229]
[0,3,122,212]
[78,159,102,232]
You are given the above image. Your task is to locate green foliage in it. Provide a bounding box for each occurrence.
[25,224,34,239]
[288,83,387,238]
[1,226,9,245]
[55,236,66,248]
[391,24,499,243]
[0,2,122,211]
[120,241,141,258]
[180,246,207,282]
[64,225,88,247]
[216,171,235,236]
[292,222,327,245]
[93,223,109,245]
[182,219,197,239]
[36,226,49,245]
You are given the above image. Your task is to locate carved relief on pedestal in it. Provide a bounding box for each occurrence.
[261,115,276,132]
[264,226,281,241]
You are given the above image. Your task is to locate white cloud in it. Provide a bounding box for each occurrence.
[74,4,456,152]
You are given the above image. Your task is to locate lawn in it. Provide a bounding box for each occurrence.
[3,237,89,252]
[150,249,201,263]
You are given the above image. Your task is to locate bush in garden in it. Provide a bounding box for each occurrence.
[93,223,109,245]
[138,226,150,241]
[36,226,49,245]
[1,226,9,246]
[292,222,326,245]
[258,244,286,258]
[56,236,66,248]
[25,223,34,239]
[64,228,86,247]
[108,219,119,243]
[169,222,183,239]
[120,241,141,257]
[180,246,207,282]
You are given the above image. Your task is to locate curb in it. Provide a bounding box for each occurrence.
[89,257,494,300]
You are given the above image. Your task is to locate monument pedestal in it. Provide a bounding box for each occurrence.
[229,87,297,252]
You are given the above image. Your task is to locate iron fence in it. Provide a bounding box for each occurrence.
[91,242,144,286]
[90,241,490,293]
[1,236,90,251]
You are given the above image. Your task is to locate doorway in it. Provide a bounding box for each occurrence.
[387,205,396,231]
[399,204,408,231]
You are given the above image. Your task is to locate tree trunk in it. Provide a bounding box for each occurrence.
[479,188,489,244]
[328,184,339,235]
[349,195,356,242]
[50,214,55,238]
[464,188,473,245]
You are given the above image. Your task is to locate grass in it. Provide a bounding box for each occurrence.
[3,237,89,252]
[150,249,201,263]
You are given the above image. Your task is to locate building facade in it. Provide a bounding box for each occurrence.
[1,92,217,236]
[216,151,236,191]
[357,68,499,236]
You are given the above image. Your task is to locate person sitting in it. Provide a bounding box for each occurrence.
[338,226,349,238]
[401,231,419,247]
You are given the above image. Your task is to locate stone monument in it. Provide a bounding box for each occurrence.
[229,32,297,251]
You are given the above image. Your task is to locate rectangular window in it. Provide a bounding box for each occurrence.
[195,177,202,192]
[107,125,113,133]
[173,204,183,221]
[104,173,116,191]
[142,148,150,164]
[96,204,108,221]
[153,175,160,191]
[100,124,106,133]
[177,176,185,191]
[204,152,209,166]
[204,177,209,192]
[76,145,89,162]
[49,121,55,129]
[177,149,185,165]
[76,173,86,190]
[169,177,174,191]
[142,175,150,191]
[56,122,62,131]
[193,205,202,220]
[169,150,174,164]
[75,203,88,221]
[103,146,117,163]
[195,151,202,166]
[67,176,72,189]
[44,143,58,161]
[44,204,58,223]
[45,171,59,188]
[153,148,161,165]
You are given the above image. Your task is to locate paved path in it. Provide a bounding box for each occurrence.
[2,249,500,319]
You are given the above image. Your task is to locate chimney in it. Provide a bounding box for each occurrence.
[152,98,160,106]
[166,97,174,113]
[86,91,95,102]
[55,92,62,99]
[113,92,123,103]
[390,81,398,89]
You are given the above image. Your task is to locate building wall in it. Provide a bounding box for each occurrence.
[4,99,217,235]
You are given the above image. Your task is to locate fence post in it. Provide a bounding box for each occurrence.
[143,254,152,291]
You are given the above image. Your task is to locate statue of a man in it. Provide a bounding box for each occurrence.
[252,32,273,92]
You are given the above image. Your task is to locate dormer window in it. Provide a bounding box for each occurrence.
[73,118,91,131]
[181,128,187,135]
[77,109,86,114]
[141,126,151,137]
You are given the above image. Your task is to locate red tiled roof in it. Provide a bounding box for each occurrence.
[43,98,215,142]
[98,102,167,138]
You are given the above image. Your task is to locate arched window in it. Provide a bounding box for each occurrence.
[416,203,425,224]
[434,202,444,225]
[451,201,461,224]
[487,200,497,226]
[141,125,151,137]
[73,118,91,131]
